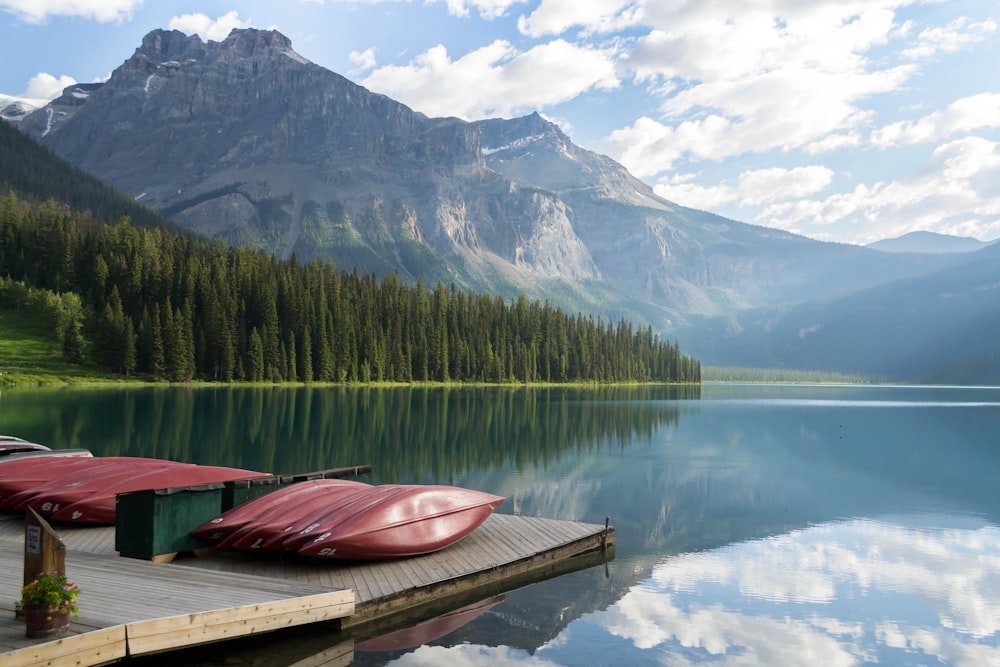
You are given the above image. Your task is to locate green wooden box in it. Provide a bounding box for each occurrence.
[115,483,225,560]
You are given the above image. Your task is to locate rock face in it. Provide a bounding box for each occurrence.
[17,28,959,362]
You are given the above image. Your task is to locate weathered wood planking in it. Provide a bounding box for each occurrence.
[125,593,354,655]
[0,625,126,667]
[0,510,613,665]
[0,542,354,664]
[171,513,614,626]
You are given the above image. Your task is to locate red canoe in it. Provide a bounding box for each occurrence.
[296,485,506,560]
[270,485,411,553]
[213,481,372,551]
[191,478,369,541]
[52,465,269,523]
[1,460,191,513]
[0,456,174,494]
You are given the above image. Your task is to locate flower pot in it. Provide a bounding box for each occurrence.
[23,603,71,639]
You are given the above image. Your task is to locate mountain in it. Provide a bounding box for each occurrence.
[0,118,183,233]
[866,231,991,254]
[704,241,1000,382]
[12,27,990,380]
[0,94,43,122]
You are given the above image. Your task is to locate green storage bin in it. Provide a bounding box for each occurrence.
[116,483,225,560]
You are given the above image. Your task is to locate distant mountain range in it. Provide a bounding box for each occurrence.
[866,231,992,254]
[8,27,1000,382]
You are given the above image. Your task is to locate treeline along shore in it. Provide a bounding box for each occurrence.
[0,192,700,384]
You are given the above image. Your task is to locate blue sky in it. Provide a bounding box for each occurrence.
[1,0,998,245]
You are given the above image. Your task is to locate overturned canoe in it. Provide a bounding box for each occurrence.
[190,478,369,542]
[52,465,269,523]
[296,484,506,560]
[0,456,266,523]
[0,459,192,513]
[197,482,506,560]
[212,481,372,550]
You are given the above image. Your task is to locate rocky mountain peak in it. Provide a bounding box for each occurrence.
[221,28,294,55]
[138,28,203,60]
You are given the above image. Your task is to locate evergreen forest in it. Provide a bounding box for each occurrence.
[0,191,700,384]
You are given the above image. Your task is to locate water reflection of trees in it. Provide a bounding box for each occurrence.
[0,385,698,481]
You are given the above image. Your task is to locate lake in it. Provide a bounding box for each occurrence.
[1,383,998,666]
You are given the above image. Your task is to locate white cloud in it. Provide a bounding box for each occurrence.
[168,10,252,43]
[607,3,918,168]
[758,137,1000,243]
[432,0,527,20]
[20,72,77,100]
[517,0,642,38]
[653,166,834,212]
[0,0,141,23]
[871,93,1000,148]
[349,47,377,73]
[653,173,739,211]
[737,166,835,206]
[361,39,619,119]
[901,17,997,59]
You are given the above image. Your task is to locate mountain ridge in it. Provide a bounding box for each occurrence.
[866,230,992,254]
[13,27,992,380]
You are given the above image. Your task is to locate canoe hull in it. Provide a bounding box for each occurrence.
[297,485,506,560]
[190,478,369,541]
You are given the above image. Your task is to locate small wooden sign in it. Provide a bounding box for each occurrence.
[24,507,66,585]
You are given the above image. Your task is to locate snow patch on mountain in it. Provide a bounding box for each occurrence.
[482,134,545,156]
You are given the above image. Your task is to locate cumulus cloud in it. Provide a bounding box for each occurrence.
[168,10,251,42]
[517,0,643,38]
[0,0,141,23]
[737,166,835,206]
[361,39,619,119]
[901,17,997,59]
[871,93,1000,148]
[653,166,834,212]
[432,0,527,20]
[653,174,739,211]
[602,2,918,171]
[19,72,77,100]
[759,137,1000,242]
[349,48,377,73]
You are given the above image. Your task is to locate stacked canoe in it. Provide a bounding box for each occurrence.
[0,454,266,523]
[191,479,506,560]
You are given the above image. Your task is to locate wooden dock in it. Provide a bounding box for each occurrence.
[0,511,614,666]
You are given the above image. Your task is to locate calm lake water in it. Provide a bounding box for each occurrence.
[2,383,998,666]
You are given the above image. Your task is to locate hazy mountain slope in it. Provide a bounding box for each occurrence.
[703,241,1000,381]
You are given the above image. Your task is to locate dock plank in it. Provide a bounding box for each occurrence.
[0,509,613,664]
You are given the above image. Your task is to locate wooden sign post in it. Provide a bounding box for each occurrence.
[23,507,66,585]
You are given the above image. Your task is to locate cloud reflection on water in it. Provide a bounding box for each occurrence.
[385,516,1000,666]
[594,516,1000,665]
